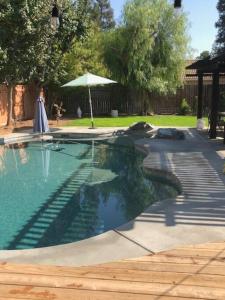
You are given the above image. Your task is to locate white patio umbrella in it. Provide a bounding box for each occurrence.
[61,73,117,128]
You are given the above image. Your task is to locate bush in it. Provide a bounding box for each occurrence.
[179,99,191,115]
[219,92,225,112]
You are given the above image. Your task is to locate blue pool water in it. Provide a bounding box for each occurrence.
[0,137,178,250]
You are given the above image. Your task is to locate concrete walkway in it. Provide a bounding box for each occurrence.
[1,128,225,266]
[118,128,225,252]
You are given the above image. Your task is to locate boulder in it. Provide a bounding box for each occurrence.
[156,128,185,140]
[129,122,153,131]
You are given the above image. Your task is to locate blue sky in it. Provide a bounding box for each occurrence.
[110,0,219,57]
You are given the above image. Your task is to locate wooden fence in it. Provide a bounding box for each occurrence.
[0,85,35,126]
[1,82,225,125]
[59,83,219,117]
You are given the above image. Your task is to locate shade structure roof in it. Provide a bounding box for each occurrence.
[61,73,117,88]
[186,52,225,140]
[186,53,225,74]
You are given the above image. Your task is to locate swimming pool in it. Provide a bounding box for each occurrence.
[0,137,178,250]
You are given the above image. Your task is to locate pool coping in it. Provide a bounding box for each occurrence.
[0,127,129,145]
[1,128,225,267]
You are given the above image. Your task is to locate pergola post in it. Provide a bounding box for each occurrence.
[209,71,220,139]
[197,72,203,119]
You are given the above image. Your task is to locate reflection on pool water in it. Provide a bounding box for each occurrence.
[0,137,178,250]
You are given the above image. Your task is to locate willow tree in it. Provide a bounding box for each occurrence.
[0,0,88,125]
[104,0,188,111]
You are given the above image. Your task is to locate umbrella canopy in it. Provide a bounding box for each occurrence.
[33,96,49,133]
[61,73,116,88]
[61,73,117,128]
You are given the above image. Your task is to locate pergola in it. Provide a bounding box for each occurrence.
[186,54,225,139]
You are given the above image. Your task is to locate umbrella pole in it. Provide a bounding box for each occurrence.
[88,87,94,129]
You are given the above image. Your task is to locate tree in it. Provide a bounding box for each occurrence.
[61,23,109,82]
[196,50,210,60]
[104,0,188,96]
[0,0,89,125]
[92,0,115,30]
[214,0,225,55]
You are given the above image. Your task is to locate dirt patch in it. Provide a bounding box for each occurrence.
[0,119,71,137]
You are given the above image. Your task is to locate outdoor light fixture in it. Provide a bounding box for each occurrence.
[51,1,60,30]
[174,0,182,8]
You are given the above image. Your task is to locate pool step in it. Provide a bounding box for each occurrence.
[60,201,105,244]
[61,217,105,243]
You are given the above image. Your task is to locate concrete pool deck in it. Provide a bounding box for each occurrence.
[1,127,225,266]
[0,126,128,144]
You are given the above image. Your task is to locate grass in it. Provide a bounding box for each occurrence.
[66,115,208,128]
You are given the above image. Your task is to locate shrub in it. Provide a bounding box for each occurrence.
[179,99,191,115]
[219,92,225,112]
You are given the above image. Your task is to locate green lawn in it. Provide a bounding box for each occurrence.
[66,115,207,128]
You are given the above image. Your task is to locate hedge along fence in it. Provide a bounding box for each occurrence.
[58,83,217,117]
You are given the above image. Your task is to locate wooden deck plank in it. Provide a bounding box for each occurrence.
[0,298,35,300]
[0,259,211,276]
[160,248,225,258]
[1,269,225,289]
[1,251,225,276]
[0,298,38,300]
[0,284,197,300]
[125,254,225,265]
[3,259,225,277]
[1,241,225,299]
[0,262,200,277]
[179,241,225,248]
[0,261,206,276]
[0,273,225,299]
[98,260,225,275]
